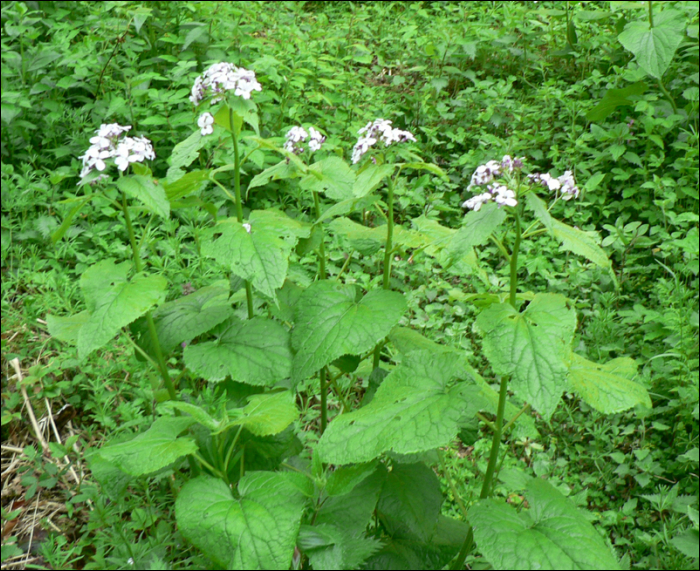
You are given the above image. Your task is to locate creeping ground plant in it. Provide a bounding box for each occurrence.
[47,59,653,570]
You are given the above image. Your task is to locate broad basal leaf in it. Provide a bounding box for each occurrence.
[202,211,310,300]
[476,294,576,420]
[469,478,620,570]
[148,281,232,354]
[566,353,651,413]
[229,391,297,436]
[98,416,197,477]
[46,311,90,344]
[377,463,442,542]
[117,175,170,220]
[78,260,167,359]
[297,524,383,571]
[291,280,406,383]
[184,316,292,385]
[300,156,355,200]
[176,472,306,570]
[316,351,488,464]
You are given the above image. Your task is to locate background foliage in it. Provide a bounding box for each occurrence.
[1,1,698,570]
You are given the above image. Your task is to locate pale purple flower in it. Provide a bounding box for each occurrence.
[198,112,215,136]
[351,118,415,164]
[529,170,580,200]
[189,62,261,106]
[79,123,155,181]
[284,125,325,154]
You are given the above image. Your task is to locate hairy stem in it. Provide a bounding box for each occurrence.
[229,107,254,318]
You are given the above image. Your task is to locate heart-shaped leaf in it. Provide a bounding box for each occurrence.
[184,316,292,385]
[476,294,576,420]
[117,175,170,220]
[98,416,197,476]
[316,351,488,464]
[202,211,310,300]
[566,353,651,413]
[469,478,620,570]
[78,260,167,359]
[292,280,406,383]
[175,472,306,570]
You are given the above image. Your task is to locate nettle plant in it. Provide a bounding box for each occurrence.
[48,61,652,570]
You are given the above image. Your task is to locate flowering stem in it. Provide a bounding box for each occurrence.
[509,209,522,308]
[382,175,396,290]
[228,108,254,319]
[120,192,177,402]
[312,191,326,280]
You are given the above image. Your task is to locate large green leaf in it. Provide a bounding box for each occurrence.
[78,260,167,359]
[388,327,539,439]
[527,193,611,270]
[163,169,210,201]
[248,159,303,190]
[476,294,576,420]
[176,472,306,570]
[469,478,620,570]
[148,281,232,354]
[316,351,488,464]
[117,175,170,220]
[297,525,383,571]
[566,353,651,413]
[229,391,297,436]
[291,281,406,383]
[446,202,507,261]
[377,463,442,542]
[167,130,208,180]
[586,82,648,122]
[300,156,355,200]
[46,311,90,344]
[352,164,395,197]
[318,194,380,224]
[316,465,386,535]
[202,211,310,300]
[328,217,385,255]
[98,416,197,477]
[184,317,292,385]
[618,10,685,79]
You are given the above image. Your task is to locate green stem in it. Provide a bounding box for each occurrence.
[313,191,326,280]
[121,192,177,402]
[480,375,508,500]
[319,367,328,434]
[509,210,522,308]
[335,250,354,281]
[229,106,254,319]
[382,176,396,290]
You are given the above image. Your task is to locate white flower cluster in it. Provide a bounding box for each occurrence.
[79,123,155,180]
[284,125,326,154]
[198,112,215,136]
[528,170,579,200]
[189,62,262,107]
[467,154,524,189]
[462,155,523,211]
[351,118,416,164]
